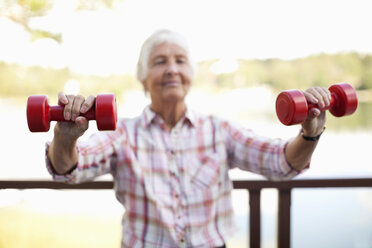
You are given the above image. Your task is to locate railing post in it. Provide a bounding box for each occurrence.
[249,189,261,248]
[278,189,291,248]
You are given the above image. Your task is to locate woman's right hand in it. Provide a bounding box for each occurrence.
[54,92,95,139]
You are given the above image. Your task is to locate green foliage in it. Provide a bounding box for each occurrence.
[1,52,372,100]
[0,62,140,103]
[29,29,62,42]
[76,0,125,10]
[16,0,53,15]
[196,52,372,92]
[2,0,59,42]
[0,62,68,96]
[77,73,139,98]
[360,54,372,90]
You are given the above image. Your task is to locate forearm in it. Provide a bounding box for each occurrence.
[285,131,320,171]
[284,85,329,171]
[48,132,79,175]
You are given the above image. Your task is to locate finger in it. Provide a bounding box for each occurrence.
[75,116,89,132]
[58,92,68,105]
[303,91,318,105]
[307,108,321,119]
[80,95,95,113]
[315,87,331,108]
[305,87,325,108]
[71,95,85,121]
[63,95,76,120]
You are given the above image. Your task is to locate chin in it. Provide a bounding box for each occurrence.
[162,91,186,102]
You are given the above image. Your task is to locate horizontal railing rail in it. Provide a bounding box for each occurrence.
[1,178,372,248]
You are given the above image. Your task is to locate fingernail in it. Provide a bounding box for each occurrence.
[65,112,70,120]
[72,114,77,121]
[80,106,86,113]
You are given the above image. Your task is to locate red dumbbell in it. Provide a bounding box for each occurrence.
[276,83,358,125]
[27,94,117,132]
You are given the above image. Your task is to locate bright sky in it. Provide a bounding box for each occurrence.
[1,0,372,76]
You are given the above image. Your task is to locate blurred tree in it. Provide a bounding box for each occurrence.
[0,0,61,41]
[0,0,125,42]
[76,0,125,10]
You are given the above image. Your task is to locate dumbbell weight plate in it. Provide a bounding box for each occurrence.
[95,94,117,131]
[27,95,51,132]
[329,83,358,117]
[276,90,308,125]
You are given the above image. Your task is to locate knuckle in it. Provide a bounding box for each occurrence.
[72,103,81,112]
[64,105,72,113]
[75,95,85,102]
[66,95,75,102]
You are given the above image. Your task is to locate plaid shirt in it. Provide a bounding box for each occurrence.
[46,106,302,248]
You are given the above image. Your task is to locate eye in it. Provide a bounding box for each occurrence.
[177,58,187,64]
[152,56,166,66]
[154,59,165,65]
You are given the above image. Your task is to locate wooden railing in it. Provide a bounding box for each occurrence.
[1,178,372,248]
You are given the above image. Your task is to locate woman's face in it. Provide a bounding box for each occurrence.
[143,42,193,106]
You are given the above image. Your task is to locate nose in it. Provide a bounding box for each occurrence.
[165,61,179,76]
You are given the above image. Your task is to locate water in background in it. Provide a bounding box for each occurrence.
[1,87,372,248]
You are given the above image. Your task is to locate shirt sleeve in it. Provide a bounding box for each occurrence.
[45,122,126,184]
[220,120,307,181]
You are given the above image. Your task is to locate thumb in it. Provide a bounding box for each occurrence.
[75,117,89,133]
[307,108,321,120]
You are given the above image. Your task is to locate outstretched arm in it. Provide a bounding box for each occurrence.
[48,92,95,175]
[285,87,330,171]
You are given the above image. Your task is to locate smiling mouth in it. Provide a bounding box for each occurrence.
[162,81,179,87]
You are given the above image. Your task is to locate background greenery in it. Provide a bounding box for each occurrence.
[1,52,372,98]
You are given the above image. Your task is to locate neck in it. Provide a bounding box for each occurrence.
[151,100,186,131]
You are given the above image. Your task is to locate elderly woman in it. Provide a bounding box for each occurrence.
[47,30,329,247]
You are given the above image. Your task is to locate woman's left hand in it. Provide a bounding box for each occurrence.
[301,87,330,136]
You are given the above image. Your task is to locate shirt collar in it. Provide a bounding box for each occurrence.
[141,105,196,128]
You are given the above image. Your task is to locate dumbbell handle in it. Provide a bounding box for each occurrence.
[27,93,117,132]
[49,105,96,122]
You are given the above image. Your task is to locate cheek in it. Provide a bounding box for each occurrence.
[185,66,193,80]
[143,71,161,89]
[149,70,164,84]
[180,68,192,84]
[182,71,193,85]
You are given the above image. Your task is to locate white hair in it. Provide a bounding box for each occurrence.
[136,29,196,83]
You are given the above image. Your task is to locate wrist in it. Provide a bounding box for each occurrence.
[301,125,326,137]
[300,127,326,141]
[54,124,81,144]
